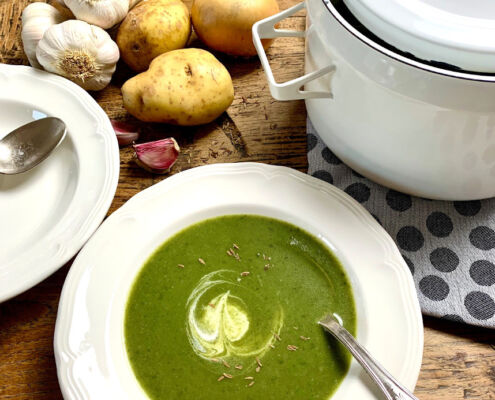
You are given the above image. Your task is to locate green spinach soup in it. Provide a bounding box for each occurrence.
[125,215,356,399]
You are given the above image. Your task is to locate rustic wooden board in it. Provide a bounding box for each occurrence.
[0,0,494,398]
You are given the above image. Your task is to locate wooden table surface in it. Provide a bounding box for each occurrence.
[1,0,494,398]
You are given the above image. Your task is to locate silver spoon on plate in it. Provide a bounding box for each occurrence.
[319,314,419,400]
[0,117,66,175]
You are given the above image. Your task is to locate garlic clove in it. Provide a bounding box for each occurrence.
[111,119,139,146]
[36,20,120,91]
[21,3,67,69]
[133,138,180,174]
[64,0,129,29]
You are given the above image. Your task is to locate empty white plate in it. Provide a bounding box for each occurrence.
[55,163,423,400]
[0,64,119,302]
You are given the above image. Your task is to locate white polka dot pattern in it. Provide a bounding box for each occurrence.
[308,120,495,328]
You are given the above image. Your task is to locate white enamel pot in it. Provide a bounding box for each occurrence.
[253,0,495,200]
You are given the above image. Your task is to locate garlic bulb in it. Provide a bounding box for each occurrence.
[36,20,120,91]
[21,3,67,69]
[63,0,129,29]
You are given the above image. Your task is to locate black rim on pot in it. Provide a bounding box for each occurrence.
[322,0,495,83]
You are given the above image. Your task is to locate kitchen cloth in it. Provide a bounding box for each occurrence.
[307,120,495,329]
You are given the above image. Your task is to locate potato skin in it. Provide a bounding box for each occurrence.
[122,48,234,126]
[117,0,191,72]
[191,0,279,56]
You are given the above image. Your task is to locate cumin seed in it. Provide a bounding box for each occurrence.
[233,243,239,249]
[240,271,250,277]
[248,381,255,387]
[177,264,184,268]
[223,373,233,379]
[198,258,206,265]
[255,357,262,368]
[222,360,231,368]
[274,333,281,341]
[287,345,298,351]
[269,344,275,349]
[235,365,243,370]
[255,366,261,373]
[217,375,225,381]
[300,336,310,341]
[244,376,254,380]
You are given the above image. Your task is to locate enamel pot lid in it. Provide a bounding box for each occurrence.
[342,0,495,73]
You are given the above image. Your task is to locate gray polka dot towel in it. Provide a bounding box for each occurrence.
[307,120,495,329]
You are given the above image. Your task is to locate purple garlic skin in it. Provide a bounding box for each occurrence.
[111,119,139,146]
[133,138,180,174]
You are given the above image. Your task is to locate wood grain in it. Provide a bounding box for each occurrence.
[0,0,494,398]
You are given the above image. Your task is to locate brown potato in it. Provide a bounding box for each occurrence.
[117,0,191,72]
[122,48,234,126]
[191,0,279,56]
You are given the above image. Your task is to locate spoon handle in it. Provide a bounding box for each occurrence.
[319,315,419,400]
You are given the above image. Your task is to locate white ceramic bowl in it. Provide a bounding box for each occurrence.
[0,65,119,302]
[55,163,423,400]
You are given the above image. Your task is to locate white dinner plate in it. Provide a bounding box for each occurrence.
[0,64,119,302]
[55,162,423,400]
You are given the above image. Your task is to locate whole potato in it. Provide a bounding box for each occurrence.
[122,48,234,125]
[191,0,279,56]
[117,0,191,72]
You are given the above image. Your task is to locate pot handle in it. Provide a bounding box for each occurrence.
[252,1,335,100]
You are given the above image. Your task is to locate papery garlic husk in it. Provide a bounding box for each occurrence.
[64,0,128,29]
[21,3,67,69]
[133,138,180,174]
[128,0,142,9]
[51,0,75,19]
[36,20,120,91]
[111,119,139,146]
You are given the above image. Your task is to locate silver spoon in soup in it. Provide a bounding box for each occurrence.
[319,314,419,400]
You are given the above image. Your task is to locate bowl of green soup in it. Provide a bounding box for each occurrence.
[54,163,423,400]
